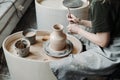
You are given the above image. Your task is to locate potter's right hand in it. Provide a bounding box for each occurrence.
[67,23,80,34]
[67,14,80,24]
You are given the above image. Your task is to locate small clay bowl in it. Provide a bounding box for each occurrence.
[14,38,30,57]
[22,28,36,45]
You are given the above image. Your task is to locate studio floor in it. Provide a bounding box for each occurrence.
[0,2,37,80]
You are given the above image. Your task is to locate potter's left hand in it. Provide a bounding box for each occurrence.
[67,24,80,34]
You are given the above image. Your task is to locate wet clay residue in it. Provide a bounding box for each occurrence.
[15,40,28,49]
[42,35,50,41]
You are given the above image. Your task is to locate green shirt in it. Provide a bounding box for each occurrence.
[90,0,120,38]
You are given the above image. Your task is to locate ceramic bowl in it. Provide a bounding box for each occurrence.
[14,38,30,57]
[22,28,36,45]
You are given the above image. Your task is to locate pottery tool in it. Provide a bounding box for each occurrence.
[67,8,74,34]
[67,7,77,24]
[67,7,71,18]
[66,7,76,34]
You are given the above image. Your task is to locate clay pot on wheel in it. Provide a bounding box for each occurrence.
[50,24,67,51]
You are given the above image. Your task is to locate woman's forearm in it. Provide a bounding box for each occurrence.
[67,23,110,47]
[77,28,110,47]
[80,20,92,27]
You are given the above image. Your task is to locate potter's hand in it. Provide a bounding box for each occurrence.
[67,14,80,24]
[67,24,80,34]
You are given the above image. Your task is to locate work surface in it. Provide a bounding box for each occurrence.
[6,31,83,61]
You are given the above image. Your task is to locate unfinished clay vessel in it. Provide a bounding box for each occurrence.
[50,24,67,51]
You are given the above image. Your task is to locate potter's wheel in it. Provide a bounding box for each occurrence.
[44,40,73,58]
[5,31,83,61]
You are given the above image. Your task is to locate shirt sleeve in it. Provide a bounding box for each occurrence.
[91,1,110,33]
